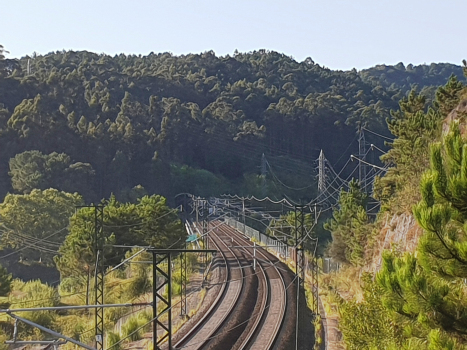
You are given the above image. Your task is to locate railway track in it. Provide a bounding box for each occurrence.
[222,224,287,350]
[174,220,289,350]
[174,222,246,349]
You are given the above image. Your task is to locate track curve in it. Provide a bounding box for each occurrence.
[174,220,292,350]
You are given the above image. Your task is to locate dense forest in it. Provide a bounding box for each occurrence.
[1,47,462,204]
[2,44,467,348]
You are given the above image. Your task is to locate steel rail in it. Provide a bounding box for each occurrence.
[174,223,244,350]
[224,224,287,350]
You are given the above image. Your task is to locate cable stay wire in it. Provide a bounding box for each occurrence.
[362,127,394,141]
[310,156,356,202]
[181,122,321,166]
[222,144,384,213]
[350,155,388,171]
[330,133,359,169]
[266,152,320,170]
[370,143,388,155]
[366,202,382,213]
[325,146,372,184]
[310,164,359,206]
[0,224,63,247]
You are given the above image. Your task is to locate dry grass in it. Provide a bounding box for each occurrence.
[319,265,365,319]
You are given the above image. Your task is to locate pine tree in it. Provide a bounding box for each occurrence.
[377,122,467,346]
[324,180,371,266]
[375,77,464,208]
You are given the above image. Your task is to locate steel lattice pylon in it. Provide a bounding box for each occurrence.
[358,126,367,192]
[318,150,326,196]
[151,249,216,349]
[180,247,187,317]
[294,205,306,350]
[310,238,319,316]
[294,205,306,286]
[202,210,208,250]
[153,252,172,350]
[94,205,104,350]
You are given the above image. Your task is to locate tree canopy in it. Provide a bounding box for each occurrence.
[0,189,83,262]
[55,194,185,278]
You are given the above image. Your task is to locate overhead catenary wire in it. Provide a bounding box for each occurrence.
[0,226,69,260]
[331,133,359,169]
[0,225,63,248]
[103,206,181,228]
[222,140,385,216]
[174,272,300,349]
[104,235,298,350]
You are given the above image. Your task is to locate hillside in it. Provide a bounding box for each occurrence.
[359,62,464,96]
[322,71,467,349]
[0,48,445,203]
[2,45,467,348]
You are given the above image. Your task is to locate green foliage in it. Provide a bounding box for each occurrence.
[0,49,407,200]
[55,314,93,344]
[414,122,467,278]
[377,90,434,202]
[121,249,152,299]
[0,264,12,296]
[375,77,464,209]
[375,122,467,347]
[337,274,403,350]
[55,194,184,278]
[170,164,229,197]
[267,210,314,247]
[8,279,59,336]
[0,50,463,201]
[0,189,83,262]
[313,315,322,350]
[121,316,144,342]
[324,180,371,265]
[106,331,122,350]
[9,150,95,198]
[0,45,10,79]
[359,62,464,97]
[0,329,10,350]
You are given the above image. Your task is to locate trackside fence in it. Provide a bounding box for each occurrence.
[224,217,289,259]
[224,217,340,274]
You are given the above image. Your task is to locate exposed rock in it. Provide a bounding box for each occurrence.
[442,99,467,135]
[368,212,423,273]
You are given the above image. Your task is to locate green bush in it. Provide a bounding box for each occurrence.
[106,331,122,350]
[121,317,143,342]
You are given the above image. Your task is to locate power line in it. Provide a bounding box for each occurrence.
[362,127,394,141]
[265,159,315,191]
[0,226,69,260]
[103,207,181,228]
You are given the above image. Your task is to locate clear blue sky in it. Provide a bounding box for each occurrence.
[2,0,465,70]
